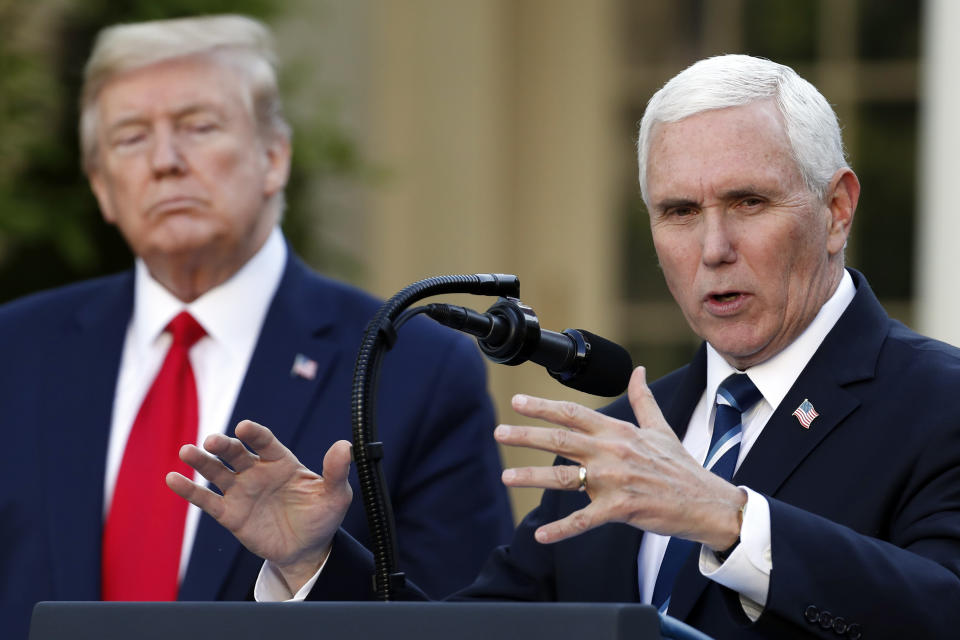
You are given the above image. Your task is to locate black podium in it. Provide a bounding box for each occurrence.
[30,601,668,640]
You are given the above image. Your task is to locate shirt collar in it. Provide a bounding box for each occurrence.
[131,226,288,356]
[705,269,856,411]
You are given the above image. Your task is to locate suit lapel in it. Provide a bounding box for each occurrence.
[180,255,346,600]
[668,270,888,621]
[735,272,885,494]
[667,375,864,621]
[39,273,133,599]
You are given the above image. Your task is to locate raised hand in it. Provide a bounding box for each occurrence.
[166,420,353,592]
[495,367,745,551]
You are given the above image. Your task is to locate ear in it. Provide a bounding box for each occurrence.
[261,134,292,198]
[88,168,118,224]
[824,168,860,256]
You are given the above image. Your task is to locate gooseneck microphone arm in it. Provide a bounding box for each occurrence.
[353,274,633,600]
[351,274,520,601]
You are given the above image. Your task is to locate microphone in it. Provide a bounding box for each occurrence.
[425,298,633,397]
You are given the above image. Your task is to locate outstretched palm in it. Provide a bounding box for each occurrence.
[166,420,353,581]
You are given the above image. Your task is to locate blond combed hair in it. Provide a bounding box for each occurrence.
[80,14,291,173]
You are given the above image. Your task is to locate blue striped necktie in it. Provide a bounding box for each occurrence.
[648,372,762,613]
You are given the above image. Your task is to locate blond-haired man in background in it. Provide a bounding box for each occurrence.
[0,15,512,639]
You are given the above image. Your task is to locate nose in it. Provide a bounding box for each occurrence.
[701,210,737,267]
[149,127,186,176]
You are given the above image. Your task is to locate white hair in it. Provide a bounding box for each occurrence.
[80,14,291,173]
[636,54,848,204]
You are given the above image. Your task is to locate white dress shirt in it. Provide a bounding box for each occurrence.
[103,226,287,579]
[637,270,856,619]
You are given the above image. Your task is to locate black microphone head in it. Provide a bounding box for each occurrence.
[550,329,633,397]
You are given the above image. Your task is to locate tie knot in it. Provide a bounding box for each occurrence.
[166,311,205,349]
[716,373,762,413]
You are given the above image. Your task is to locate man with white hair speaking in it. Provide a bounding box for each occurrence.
[171,54,960,638]
[0,14,513,640]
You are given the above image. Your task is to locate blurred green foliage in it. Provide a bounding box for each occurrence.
[0,0,364,302]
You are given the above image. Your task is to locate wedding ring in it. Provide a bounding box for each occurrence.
[577,466,587,492]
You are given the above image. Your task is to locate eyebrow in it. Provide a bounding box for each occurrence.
[653,197,699,212]
[653,185,778,211]
[720,186,774,200]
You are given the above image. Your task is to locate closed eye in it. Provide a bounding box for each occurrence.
[184,121,219,135]
[109,129,148,149]
[177,107,225,136]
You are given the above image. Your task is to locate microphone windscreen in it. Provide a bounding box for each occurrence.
[557,330,633,397]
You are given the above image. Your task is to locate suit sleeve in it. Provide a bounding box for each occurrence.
[305,530,429,601]
[455,484,568,602]
[387,331,514,598]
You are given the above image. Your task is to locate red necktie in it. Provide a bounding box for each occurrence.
[102,311,205,601]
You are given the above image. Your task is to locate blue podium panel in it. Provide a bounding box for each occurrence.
[30,601,662,640]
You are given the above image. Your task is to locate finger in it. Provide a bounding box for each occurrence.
[502,464,583,491]
[321,440,353,487]
[494,424,591,459]
[626,367,671,433]
[511,394,614,435]
[202,432,258,473]
[166,471,225,520]
[179,443,237,491]
[234,420,294,463]
[533,503,604,544]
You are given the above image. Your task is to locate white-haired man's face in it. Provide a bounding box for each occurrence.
[645,99,857,369]
[87,54,289,298]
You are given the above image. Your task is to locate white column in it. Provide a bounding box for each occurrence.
[917,0,960,345]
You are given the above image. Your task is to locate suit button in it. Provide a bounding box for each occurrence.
[846,624,862,639]
[804,605,819,623]
[818,611,834,629]
[832,617,847,634]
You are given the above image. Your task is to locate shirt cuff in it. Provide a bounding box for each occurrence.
[253,555,329,602]
[698,486,772,620]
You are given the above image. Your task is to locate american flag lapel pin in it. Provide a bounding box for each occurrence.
[291,353,318,380]
[792,398,819,429]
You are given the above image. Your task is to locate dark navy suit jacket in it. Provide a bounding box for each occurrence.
[311,270,960,639]
[0,252,514,639]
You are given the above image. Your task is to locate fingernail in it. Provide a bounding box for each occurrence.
[502,469,515,482]
[535,529,548,543]
[513,394,527,408]
[495,425,511,438]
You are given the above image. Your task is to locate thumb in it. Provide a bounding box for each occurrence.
[627,366,671,433]
[322,439,353,486]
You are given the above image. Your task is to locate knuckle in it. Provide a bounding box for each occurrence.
[609,493,638,519]
[559,401,582,420]
[571,510,591,532]
[613,419,639,437]
[514,467,533,483]
[551,465,568,487]
[551,427,570,450]
[500,425,522,442]
[606,439,635,461]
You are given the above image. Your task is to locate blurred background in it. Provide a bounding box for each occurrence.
[2,0,955,519]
